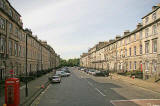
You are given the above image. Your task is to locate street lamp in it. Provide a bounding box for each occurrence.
[25,33,28,97]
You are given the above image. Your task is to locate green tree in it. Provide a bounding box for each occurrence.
[59,58,80,67]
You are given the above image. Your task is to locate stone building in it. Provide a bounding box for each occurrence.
[80,4,160,81]
[0,0,60,81]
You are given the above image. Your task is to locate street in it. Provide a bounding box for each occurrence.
[37,67,160,106]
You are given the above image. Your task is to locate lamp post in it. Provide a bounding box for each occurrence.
[25,34,28,97]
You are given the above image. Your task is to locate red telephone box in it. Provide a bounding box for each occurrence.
[5,78,20,106]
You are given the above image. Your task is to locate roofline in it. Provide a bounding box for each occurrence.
[80,17,160,57]
[6,0,21,17]
[142,6,160,19]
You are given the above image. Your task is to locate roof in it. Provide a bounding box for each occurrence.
[142,6,160,19]
[6,0,21,17]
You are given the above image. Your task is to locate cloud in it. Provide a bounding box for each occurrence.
[8,0,160,59]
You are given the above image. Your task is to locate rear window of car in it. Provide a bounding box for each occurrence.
[52,76,59,79]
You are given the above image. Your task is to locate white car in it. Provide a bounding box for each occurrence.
[50,75,61,83]
[88,69,96,75]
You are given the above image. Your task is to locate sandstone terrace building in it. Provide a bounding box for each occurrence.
[0,0,60,81]
[80,4,160,81]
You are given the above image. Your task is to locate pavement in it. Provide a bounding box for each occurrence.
[0,70,55,106]
[111,73,160,94]
[36,67,160,106]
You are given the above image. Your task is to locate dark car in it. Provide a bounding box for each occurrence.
[84,68,89,73]
[64,69,71,73]
[94,70,109,77]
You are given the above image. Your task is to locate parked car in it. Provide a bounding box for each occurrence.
[57,71,70,77]
[49,75,61,83]
[56,71,64,76]
[94,70,109,77]
[80,68,85,71]
[88,69,96,75]
[64,70,71,73]
[84,68,89,73]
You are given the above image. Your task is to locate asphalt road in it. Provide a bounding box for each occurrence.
[38,68,160,106]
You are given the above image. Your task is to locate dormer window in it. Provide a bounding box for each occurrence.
[152,12,156,20]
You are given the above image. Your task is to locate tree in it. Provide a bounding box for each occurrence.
[59,58,80,67]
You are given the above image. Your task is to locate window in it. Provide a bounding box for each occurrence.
[145,28,149,37]
[121,49,123,58]
[23,47,25,57]
[145,17,149,24]
[145,41,149,53]
[152,24,157,35]
[125,49,127,57]
[14,43,18,56]
[9,22,12,33]
[152,61,157,73]
[18,31,22,40]
[145,61,149,72]
[15,14,19,21]
[152,39,157,53]
[9,9,13,17]
[134,34,136,41]
[152,12,156,20]
[129,61,132,70]
[0,36,5,53]
[139,31,142,40]
[134,46,136,56]
[140,44,142,55]
[0,17,5,30]
[15,27,18,37]
[0,0,5,9]
[9,40,12,56]
[134,61,136,70]
[19,45,21,56]
[129,47,131,56]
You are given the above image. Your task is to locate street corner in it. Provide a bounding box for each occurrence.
[111,99,160,106]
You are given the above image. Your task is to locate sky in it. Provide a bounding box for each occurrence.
[8,0,160,59]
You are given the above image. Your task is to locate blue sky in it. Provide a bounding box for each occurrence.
[8,0,160,59]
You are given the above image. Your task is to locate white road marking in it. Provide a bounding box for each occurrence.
[95,88,106,97]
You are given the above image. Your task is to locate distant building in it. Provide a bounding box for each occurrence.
[80,4,160,81]
[0,0,60,80]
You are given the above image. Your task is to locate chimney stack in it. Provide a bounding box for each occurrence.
[116,35,121,40]
[124,30,130,35]
[152,6,158,11]
[136,23,142,29]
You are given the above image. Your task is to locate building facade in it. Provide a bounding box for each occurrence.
[80,4,160,81]
[0,0,60,81]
